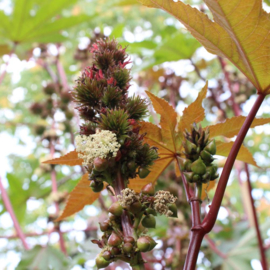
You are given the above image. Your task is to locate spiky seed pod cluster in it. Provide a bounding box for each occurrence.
[93,184,177,268]
[73,39,158,191]
[180,123,219,184]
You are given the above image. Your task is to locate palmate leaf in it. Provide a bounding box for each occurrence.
[0,0,94,44]
[43,150,82,166]
[138,0,270,94]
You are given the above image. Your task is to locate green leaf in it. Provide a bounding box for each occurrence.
[17,245,70,270]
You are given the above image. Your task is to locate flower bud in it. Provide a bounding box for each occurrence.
[123,242,133,254]
[142,214,156,228]
[206,164,218,180]
[124,236,135,244]
[108,232,122,247]
[168,203,178,218]
[102,250,111,261]
[183,172,195,183]
[127,161,137,172]
[110,246,121,255]
[141,183,155,196]
[200,150,214,163]
[96,255,110,269]
[94,157,108,172]
[145,208,157,216]
[178,157,192,171]
[99,220,110,232]
[205,140,216,155]
[191,158,206,175]
[108,202,123,217]
[90,181,104,192]
[137,236,151,252]
[192,174,201,183]
[128,201,142,214]
[138,168,150,178]
[145,236,157,251]
[184,140,197,154]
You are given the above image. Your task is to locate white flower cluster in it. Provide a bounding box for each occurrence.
[117,188,140,208]
[75,130,121,166]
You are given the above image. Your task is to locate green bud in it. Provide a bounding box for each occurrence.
[90,181,104,193]
[102,250,111,261]
[99,220,110,232]
[108,232,122,247]
[141,183,155,196]
[145,208,157,216]
[202,172,210,183]
[206,164,218,180]
[145,236,157,251]
[96,255,110,269]
[108,202,123,217]
[139,168,150,178]
[184,140,197,154]
[127,161,137,172]
[200,150,214,163]
[94,157,108,172]
[128,201,142,214]
[124,236,135,244]
[183,172,195,183]
[168,203,178,218]
[123,242,133,254]
[110,246,121,255]
[137,236,151,252]
[142,214,156,228]
[192,174,201,183]
[191,158,206,175]
[205,140,216,155]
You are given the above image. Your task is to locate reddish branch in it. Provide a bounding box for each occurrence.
[0,177,29,250]
[245,163,268,270]
[181,93,265,270]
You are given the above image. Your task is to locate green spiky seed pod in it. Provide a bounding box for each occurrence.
[96,255,110,269]
[108,202,123,217]
[142,214,156,228]
[108,232,122,247]
[126,95,148,120]
[191,157,206,175]
[139,168,150,178]
[141,183,155,196]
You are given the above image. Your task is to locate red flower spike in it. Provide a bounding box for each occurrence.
[90,43,98,53]
[107,77,117,86]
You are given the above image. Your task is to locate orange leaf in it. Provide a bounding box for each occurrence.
[129,156,174,192]
[208,116,270,139]
[43,150,83,166]
[201,181,216,200]
[216,141,258,167]
[178,83,208,136]
[138,0,270,93]
[146,91,177,152]
[56,174,103,221]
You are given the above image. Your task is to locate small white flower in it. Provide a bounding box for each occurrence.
[75,130,121,166]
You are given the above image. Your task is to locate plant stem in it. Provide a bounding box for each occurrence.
[182,93,265,269]
[245,163,268,270]
[204,235,226,259]
[0,177,29,250]
[202,93,265,232]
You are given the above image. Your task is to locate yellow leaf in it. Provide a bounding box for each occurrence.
[56,174,102,221]
[201,181,216,200]
[216,141,258,167]
[43,150,83,166]
[138,0,270,93]
[146,91,177,151]
[178,82,208,135]
[208,116,270,139]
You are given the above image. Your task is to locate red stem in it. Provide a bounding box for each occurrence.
[182,93,265,269]
[245,163,268,270]
[202,93,265,232]
[0,177,29,250]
